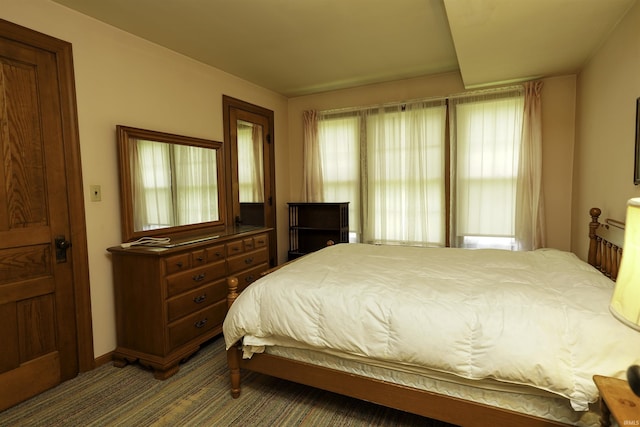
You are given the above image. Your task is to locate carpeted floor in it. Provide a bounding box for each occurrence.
[0,336,458,427]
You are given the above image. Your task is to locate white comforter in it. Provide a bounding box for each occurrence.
[223,243,640,411]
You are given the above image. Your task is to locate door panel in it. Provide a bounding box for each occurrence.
[0,24,80,410]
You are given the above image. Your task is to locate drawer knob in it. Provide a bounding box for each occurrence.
[196,256,204,262]
[194,318,208,328]
[244,257,254,265]
[193,294,207,303]
[192,273,207,282]
[176,261,183,268]
[245,275,254,283]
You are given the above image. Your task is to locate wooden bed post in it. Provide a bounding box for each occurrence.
[588,207,601,267]
[227,277,239,309]
[227,344,242,398]
[226,276,242,398]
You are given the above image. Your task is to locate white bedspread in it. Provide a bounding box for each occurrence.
[223,243,640,411]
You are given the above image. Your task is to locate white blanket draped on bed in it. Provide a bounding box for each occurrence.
[223,243,640,411]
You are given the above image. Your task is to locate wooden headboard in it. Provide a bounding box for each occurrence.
[588,207,625,281]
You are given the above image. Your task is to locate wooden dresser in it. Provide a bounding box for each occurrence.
[107,227,270,379]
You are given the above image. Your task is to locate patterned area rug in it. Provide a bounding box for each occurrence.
[0,336,458,426]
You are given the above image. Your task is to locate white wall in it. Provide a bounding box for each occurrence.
[572,0,640,259]
[2,0,289,358]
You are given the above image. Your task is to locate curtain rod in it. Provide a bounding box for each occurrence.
[319,84,524,115]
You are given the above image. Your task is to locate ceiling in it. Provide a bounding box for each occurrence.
[52,0,636,97]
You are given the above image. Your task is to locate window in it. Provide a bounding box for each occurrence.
[450,91,524,249]
[364,104,446,246]
[318,114,360,241]
[318,100,447,246]
[313,88,525,249]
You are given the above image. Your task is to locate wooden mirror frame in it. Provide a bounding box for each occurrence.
[116,125,226,242]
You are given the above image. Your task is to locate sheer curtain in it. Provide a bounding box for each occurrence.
[515,81,545,250]
[131,139,174,231]
[449,88,524,249]
[174,144,219,225]
[304,100,446,246]
[131,139,220,230]
[363,101,446,246]
[305,86,539,250]
[237,121,264,203]
[317,111,361,239]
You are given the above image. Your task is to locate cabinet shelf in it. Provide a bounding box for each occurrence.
[288,202,349,260]
[290,226,342,231]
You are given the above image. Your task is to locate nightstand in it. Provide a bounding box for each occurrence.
[593,375,640,427]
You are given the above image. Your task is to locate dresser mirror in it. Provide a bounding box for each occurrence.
[223,95,277,266]
[116,125,225,242]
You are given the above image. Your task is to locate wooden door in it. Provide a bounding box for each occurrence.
[0,20,93,411]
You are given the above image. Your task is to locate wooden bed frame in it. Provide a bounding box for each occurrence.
[225,208,623,427]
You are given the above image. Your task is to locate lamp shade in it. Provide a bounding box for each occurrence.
[610,198,640,331]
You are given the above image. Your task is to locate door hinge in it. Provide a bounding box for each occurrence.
[266,134,272,144]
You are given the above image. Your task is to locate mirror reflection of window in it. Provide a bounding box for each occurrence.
[130,139,220,231]
[174,144,220,225]
[237,120,264,203]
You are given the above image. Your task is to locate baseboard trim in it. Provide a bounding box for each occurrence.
[94,351,114,368]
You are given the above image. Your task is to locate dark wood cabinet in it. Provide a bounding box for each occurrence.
[288,202,349,260]
[107,228,269,379]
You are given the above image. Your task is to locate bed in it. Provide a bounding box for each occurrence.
[222,207,635,427]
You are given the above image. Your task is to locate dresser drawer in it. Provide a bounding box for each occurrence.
[168,301,226,350]
[253,233,268,248]
[191,249,207,267]
[227,248,268,275]
[226,240,244,256]
[166,260,226,297]
[236,263,268,293]
[166,279,227,323]
[164,253,191,275]
[205,244,225,263]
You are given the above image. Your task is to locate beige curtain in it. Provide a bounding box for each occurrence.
[302,110,324,201]
[515,81,545,250]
